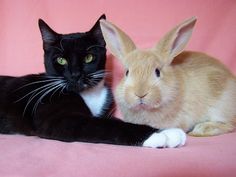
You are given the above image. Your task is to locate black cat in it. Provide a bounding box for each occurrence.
[0,15,185,148]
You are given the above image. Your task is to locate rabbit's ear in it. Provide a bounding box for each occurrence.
[155,17,196,65]
[100,19,136,60]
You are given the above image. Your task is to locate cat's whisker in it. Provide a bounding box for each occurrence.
[87,81,96,87]
[90,78,104,82]
[28,81,63,104]
[22,81,64,116]
[32,82,66,115]
[43,83,66,103]
[89,73,105,78]
[89,77,99,83]
[90,77,103,81]
[14,81,63,103]
[59,84,68,97]
[91,76,107,80]
[14,78,64,92]
[60,39,65,52]
[91,74,106,78]
[88,70,110,76]
[86,79,98,87]
[41,76,64,79]
[86,45,105,51]
[49,82,67,102]
[106,106,116,119]
[89,71,112,79]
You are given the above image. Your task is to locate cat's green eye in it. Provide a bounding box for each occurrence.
[57,57,68,65]
[84,54,94,64]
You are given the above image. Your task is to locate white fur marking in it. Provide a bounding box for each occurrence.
[143,128,186,148]
[80,80,108,117]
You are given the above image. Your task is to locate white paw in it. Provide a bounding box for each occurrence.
[142,128,186,148]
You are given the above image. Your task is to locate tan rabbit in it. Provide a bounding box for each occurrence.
[100,17,236,137]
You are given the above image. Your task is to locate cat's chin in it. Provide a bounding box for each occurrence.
[67,85,84,93]
[67,83,94,93]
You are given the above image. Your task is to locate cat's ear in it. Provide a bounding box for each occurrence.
[154,17,196,65]
[89,14,106,46]
[38,19,59,48]
[100,19,136,60]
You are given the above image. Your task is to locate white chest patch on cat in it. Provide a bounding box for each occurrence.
[80,80,108,117]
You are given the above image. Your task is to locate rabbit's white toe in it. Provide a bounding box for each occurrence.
[142,128,186,148]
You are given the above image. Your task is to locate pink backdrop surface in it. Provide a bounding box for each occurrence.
[0,0,236,177]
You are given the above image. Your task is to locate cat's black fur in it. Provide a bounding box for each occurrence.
[0,15,159,146]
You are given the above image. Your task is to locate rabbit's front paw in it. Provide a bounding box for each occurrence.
[143,128,186,148]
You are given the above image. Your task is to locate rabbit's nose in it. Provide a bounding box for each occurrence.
[135,93,148,99]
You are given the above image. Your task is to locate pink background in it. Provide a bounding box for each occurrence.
[0,0,236,77]
[0,0,236,177]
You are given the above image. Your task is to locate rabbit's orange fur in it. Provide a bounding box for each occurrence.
[100,18,236,136]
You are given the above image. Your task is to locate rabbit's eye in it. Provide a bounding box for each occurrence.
[155,69,160,77]
[125,70,129,76]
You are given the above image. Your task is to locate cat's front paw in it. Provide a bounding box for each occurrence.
[142,128,186,148]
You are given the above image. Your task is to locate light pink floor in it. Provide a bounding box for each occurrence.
[0,132,235,177]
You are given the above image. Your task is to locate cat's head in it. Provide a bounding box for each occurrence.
[38,15,107,92]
